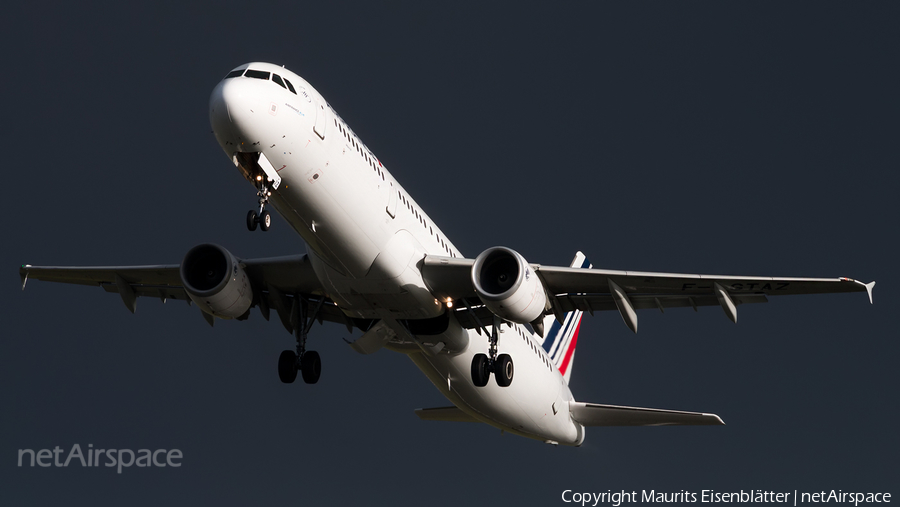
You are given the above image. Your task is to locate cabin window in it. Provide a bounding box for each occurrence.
[245,70,271,80]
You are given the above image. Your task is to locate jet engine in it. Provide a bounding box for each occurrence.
[180,243,253,319]
[471,247,548,324]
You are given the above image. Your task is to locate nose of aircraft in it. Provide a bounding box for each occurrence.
[209,74,266,148]
[209,78,232,141]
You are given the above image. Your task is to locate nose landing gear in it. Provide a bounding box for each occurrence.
[247,209,271,232]
[247,177,273,232]
[278,349,321,384]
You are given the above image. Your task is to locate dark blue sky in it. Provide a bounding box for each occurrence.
[3,2,897,505]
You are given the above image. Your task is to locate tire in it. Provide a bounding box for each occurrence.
[260,210,271,231]
[300,350,321,384]
[247,210,259,231]
[278,350,297,383]
[494,354,514,387]
[471,353,490,387]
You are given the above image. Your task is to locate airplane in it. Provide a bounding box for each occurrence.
[19,62,876,446]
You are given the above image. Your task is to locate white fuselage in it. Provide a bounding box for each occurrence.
[209,62,583,445]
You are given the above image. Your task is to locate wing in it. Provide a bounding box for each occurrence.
[19,255,353,333]
[421,255,875,332]
[20,263,189,301]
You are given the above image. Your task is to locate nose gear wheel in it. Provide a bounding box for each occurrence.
[247,178,273,232]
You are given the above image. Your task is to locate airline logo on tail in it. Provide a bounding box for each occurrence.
[541,252,590,383]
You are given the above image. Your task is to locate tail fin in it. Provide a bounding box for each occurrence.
[541,251,591,384]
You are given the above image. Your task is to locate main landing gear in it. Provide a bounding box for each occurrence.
[247,176,273,232]
[278,297,324,384]
[278,349,320,384]
[471,314,514,388]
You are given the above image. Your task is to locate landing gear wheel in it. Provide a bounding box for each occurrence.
[259,210,271,232]
[471,353,490,387]
[494,354,514,387]
[278,350,297,383]
[300,350,321,384]
[247,210,259,231]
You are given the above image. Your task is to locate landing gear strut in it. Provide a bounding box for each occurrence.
[247,177,272,232]
[278,297,324,384]
[469,313,514,388]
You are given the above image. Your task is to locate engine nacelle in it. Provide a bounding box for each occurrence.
[471,246,547,324]
[180,244,253,319]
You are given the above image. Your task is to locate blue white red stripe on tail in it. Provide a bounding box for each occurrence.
[541,252,590,384]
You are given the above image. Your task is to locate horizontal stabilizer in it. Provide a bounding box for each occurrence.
[569,402,724,426]
[414,406,478,423]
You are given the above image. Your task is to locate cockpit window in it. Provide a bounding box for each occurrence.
[245,70,271,80]
[283,78,297,94]
[272,74,287,89]
[225,69,245,78]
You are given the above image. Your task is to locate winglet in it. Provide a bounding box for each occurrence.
[865,281,876,304]
[850,279,876,304]
[20,265,30,290]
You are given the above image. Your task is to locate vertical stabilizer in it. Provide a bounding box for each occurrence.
[541,252,590,384]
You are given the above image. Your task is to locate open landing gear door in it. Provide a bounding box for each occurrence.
[233,152,281,190]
